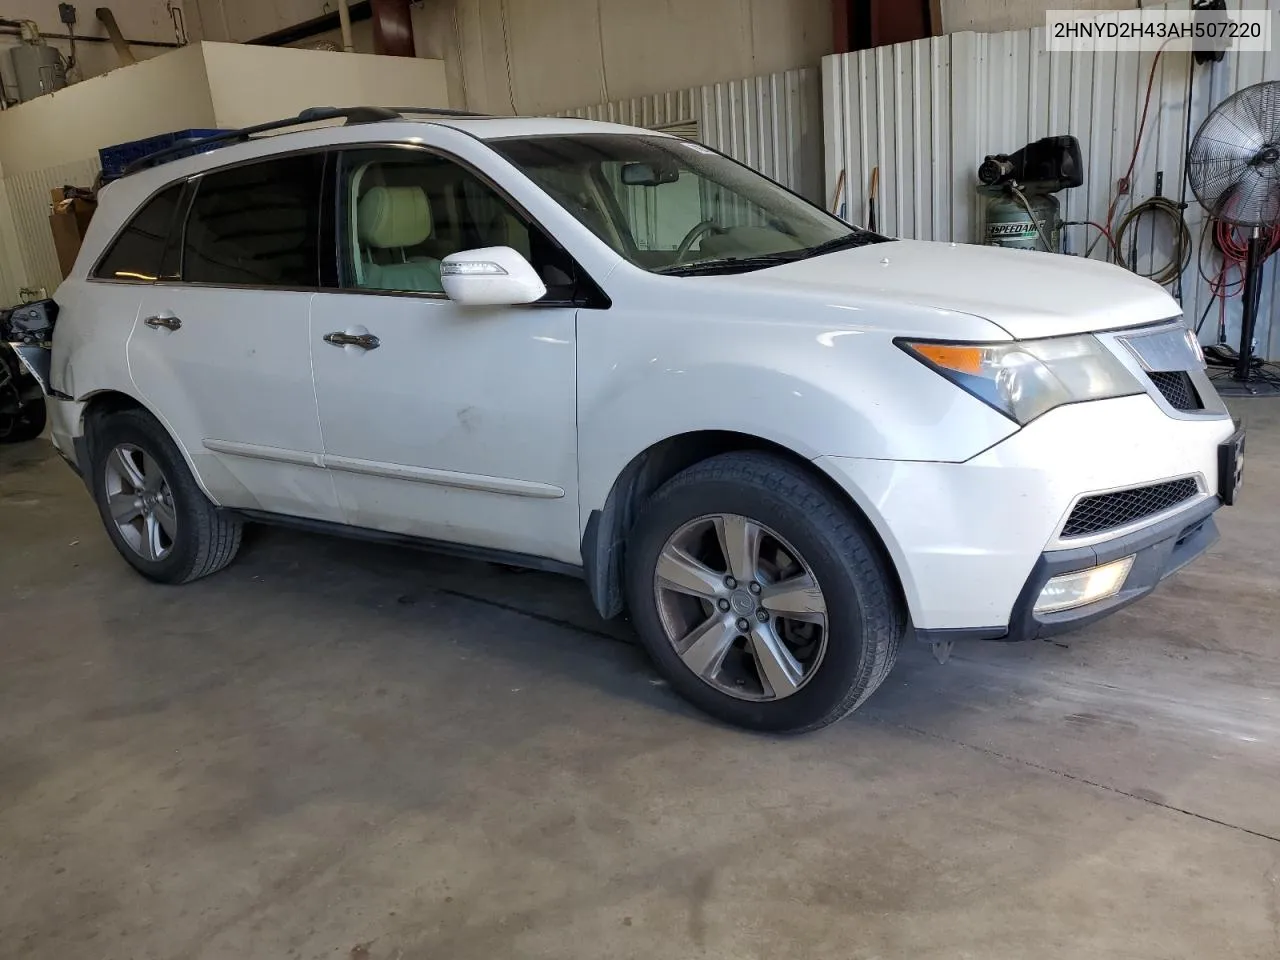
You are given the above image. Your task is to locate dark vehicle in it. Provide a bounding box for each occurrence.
[0,303,51,444]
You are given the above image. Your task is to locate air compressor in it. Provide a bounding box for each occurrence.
[977,136,1083,253]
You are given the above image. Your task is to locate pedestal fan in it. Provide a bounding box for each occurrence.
[1188,80,1280,393]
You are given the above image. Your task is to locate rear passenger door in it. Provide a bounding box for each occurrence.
[128,153,342,522]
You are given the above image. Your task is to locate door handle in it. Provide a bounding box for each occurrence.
[323,331,381,350]
[144,315,182,331]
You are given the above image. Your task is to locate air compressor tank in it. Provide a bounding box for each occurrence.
[10,41,67,102]
[978,185,1061,253]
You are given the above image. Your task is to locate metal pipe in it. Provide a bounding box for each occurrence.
[337,0,354,52]
[1236,229,1266,381]
[0,25,180,48]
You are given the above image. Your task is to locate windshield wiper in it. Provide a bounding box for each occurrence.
[797,230,895,260]
[656,230,895,277]
[656,255,795,277]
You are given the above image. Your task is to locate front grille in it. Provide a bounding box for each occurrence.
[1148,371,1203,411]
[1063,478,1200,537]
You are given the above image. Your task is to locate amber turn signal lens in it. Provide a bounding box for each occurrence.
[911,343,985,375]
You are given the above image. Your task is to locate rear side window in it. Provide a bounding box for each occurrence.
[182,154,323,287]
[92,183,184,282]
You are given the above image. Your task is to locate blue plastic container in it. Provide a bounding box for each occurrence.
[98,128,230,182]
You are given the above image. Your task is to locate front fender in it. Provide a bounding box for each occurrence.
[579,363,846,521]
[575,305,1019,524]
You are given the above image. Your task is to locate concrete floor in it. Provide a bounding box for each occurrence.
[1,404,1278,960]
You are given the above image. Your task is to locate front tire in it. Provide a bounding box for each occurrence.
[90,408,243,584]
[625,452,904,733]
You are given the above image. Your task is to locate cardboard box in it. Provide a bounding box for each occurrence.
[48,193,97,280]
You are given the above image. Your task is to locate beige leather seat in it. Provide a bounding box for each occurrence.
[356,185,443,292]
[489,208,533,259]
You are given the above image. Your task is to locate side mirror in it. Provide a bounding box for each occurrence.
[440,246,547,306]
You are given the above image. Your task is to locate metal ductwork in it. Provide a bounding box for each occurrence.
[370,0,414,58]
[95,6,135,65]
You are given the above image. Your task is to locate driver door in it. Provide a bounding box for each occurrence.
[308,146,583,565]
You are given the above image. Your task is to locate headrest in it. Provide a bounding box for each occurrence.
[357,185,433,248]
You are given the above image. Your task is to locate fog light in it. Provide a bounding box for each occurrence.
[1034,556,1135,615]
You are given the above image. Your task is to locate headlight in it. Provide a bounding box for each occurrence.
[898,334,1144,425]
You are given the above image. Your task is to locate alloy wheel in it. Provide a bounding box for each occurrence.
[652,513,829,701]
[103,443,178,562]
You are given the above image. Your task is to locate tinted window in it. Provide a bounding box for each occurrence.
[337,148,578,300]
[183,154,323,287]
[93,183,184,282]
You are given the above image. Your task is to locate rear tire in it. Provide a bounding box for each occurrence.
[89,408,242,584]
[625,452,904,733]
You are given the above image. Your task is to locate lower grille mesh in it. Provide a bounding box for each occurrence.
[1063,478,1200,537]
[1148,371,1203,411]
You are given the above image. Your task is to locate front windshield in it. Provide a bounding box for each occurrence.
[489,134,888,275]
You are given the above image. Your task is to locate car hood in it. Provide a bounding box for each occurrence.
[733,239,1180,339]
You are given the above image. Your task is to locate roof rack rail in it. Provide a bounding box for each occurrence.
[384,106,494,118]
[120,105,404,177]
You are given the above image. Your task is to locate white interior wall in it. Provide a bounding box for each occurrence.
[185,0,327,42]
[200,0,831,115]
[202,42,447,127]
[941,0,1138,34]
[284,2,466,108]
[825,0,1280,359]
[452,0,831,114]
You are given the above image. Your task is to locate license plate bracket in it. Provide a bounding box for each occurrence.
[1218,425,1246,506]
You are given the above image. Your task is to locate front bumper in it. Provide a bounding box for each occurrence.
[816,393,1236,639]
[919,495,1219,643]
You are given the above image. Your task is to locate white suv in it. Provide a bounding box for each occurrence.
[31,107,1244,732]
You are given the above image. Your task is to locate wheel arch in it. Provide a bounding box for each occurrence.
[580,430,908,622]
[80,387,152,424]
[76,388,221,505]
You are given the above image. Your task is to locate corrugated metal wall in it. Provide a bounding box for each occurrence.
[0,180,30,308]
[0,158,103,303]
[824,0,1280,358]
[558,67,824,203]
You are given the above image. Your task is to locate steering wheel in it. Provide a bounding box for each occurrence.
[673,219,721,264]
